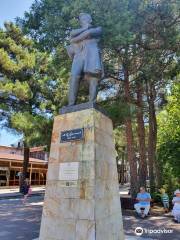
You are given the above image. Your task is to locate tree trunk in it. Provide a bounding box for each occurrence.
[124,67,138,197]
[136,81,147,188]
[146,81,157,192]
[20,147,29,192]
[151,85,160,188]
[155,157,163,188]
[121,149,125,185]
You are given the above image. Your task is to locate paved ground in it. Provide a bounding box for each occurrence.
[0,195,43,240]
[123,209,180,240]
[0,186,45,199]
[0,195,179,240]
[0,186,45,194]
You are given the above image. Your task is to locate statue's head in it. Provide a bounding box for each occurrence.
[79,13,92,27]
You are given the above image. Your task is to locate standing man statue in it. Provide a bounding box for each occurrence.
[66,13,103,106]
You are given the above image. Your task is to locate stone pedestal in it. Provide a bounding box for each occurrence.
[39,105,124,240]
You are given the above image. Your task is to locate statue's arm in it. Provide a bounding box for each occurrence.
[70,28,87,38]
[70,27,102,43]
[88,27,102,38]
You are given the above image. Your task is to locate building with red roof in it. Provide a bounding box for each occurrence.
[0,145,48,186]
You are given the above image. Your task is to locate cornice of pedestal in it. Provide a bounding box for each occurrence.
[59,102,109,117]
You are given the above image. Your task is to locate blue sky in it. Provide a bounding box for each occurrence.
[0,0,34,146]
[0,0,34,27]
[0,128,22,146]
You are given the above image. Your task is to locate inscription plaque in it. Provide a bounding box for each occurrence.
[60,128,84,142]
[59,162,79,181]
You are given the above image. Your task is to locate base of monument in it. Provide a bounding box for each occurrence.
[39,105,124,240]
[59,101,108,116]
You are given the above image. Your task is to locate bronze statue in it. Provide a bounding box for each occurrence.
[66,13,103,106]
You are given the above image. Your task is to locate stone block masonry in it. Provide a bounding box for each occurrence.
[39,106,124,240]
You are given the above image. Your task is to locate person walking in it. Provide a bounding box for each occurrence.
[21,178,31,204]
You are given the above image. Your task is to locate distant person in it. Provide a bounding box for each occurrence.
[172,189,180,223]
[160,188,169,213]
[21,179,31,204]
[134,186,151,218]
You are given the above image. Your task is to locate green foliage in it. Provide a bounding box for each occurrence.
[157,82,180,180]
[0,23,35,76]
[0,23,68,146]
[151,192,161,203]
[10,112,52,147]
[102,99,137,127]
[0,0,178,194]
[17,0,180,96]
[0,79,33,100]
[17,0,132,50]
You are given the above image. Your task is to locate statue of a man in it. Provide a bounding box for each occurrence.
[66,13,103,106]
